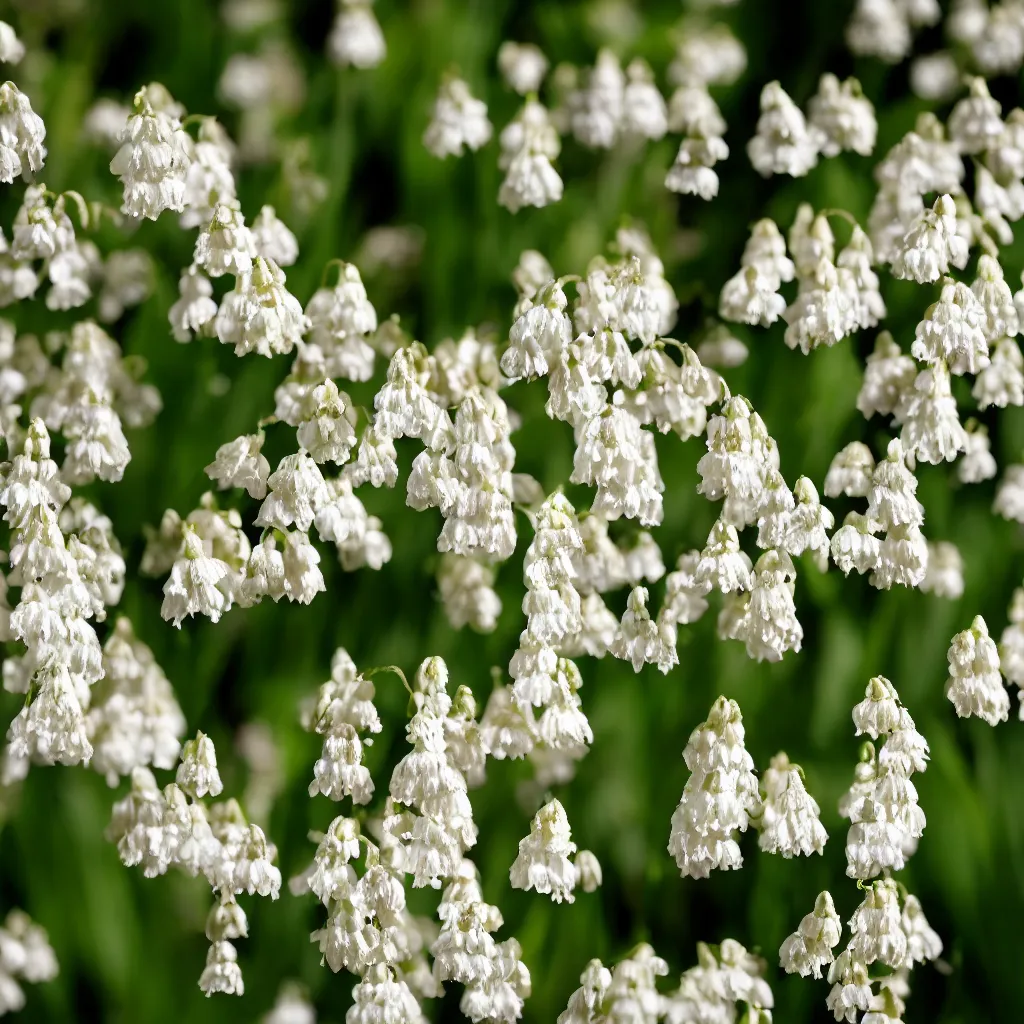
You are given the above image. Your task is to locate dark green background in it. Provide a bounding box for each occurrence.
[1,0,1023,1020]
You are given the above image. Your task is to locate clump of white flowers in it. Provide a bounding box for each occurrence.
[107,733,282,997]
[0,909,58,1015]
[423,76,492,159]
[947,615,1009,725]
[843,675,929,879]
[668,696,760,879]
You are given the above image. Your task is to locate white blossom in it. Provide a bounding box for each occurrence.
[780,891,842,979]
[668,696,760,879]
[509,798,578,903]
[328,0,386,69]
[947,614,1009,725]
[109,85,189,220]
[808,74,877,156]
[423,77,492,158]
[0,81,46,183]
[611,585,678,674]
[498,42,548,96]
[890,194,969,283]
[747,81,823,178]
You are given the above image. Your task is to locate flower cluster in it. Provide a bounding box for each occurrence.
[107,733,282,995]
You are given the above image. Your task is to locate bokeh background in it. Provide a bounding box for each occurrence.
[1,0,1024,1020]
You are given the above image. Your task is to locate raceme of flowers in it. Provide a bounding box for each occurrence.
[1,0,1024,1021]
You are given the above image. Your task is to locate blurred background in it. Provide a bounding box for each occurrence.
[1,0,1023,1020]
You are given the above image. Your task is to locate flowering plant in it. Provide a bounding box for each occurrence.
[0,0,1023,1021]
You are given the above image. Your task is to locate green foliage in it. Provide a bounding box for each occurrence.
[2,0,1024,1021]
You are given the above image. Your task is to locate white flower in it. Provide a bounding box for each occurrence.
[199,940,244,996]
[169,265,218,343]
[974,337,1024,409]
[890,194,969,283]
[621,59,667,140]
[857,331,916,420]
[310,723,373,803]
[256,451,330,533]
[780,891,842,979]
[479,685,535,760]
[740,550,803,662]
[910,51,961,102]
[948,76,1004,154]
[946,614,1009,725]
[847,879,908,968]
[0,81,46,183]
[568,49,625,149]
[572,405,664,526]
[161,527,235,627]
[281,530,325,604]
[697,396,773,506]
[808,74,877,156]
[668,696,760,879]
[1000,589,1024,698]
[328,0,386,69]
[846,0,912,62]
[911,278,988,374]
[669,21,747,87]
[697,518,753,594]
[995,463,1024,522]
[697,329,748,370]
[109,85,189,220]
[348,965,425,1024]
[437,554,502,633]
[902,893,943,965]
[87,618,185,784]
[747,81,823,178]
[611,586,678,674]
[373,342,450,444]
[756,752,827,857]
[498,100,563,213]
[509,798,578,903]
[261,985,316,1024]
[825,948,873,1022]
[177,731,223,799]
[498,41,548,95]
[662,551,710,626]
[251,205,299,267]
[852,676,909,741]
[785,204,827,270]
[920,540,964,599]
[837,226,886,330]
[180,117,236,228]
[622,532,665,586]
[296,379,358,464]
[502,280,571,381]
[205,433,270,499]
[558,958,611,1024]
[236,536,286,607]
[215,257,309,358]
[898,360,967,466]
[972,254,1019,342]
[194,203,256,277]
[665,133,728,199]
[11,185,75,261]
[825,442,875,498]
[573,850,602,894]
[959,422,997,486]
[0,23,25,65]
[867,439,924,531]
[783,256,858,354]
[423,77,492,158]
[784,477,834,561]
